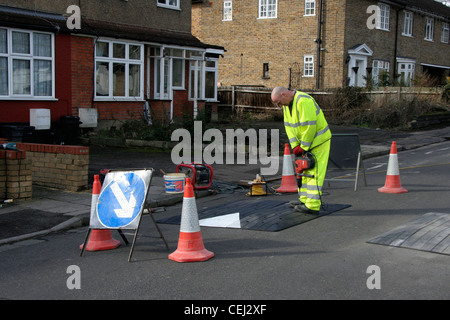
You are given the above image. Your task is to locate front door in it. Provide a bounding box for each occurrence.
[348,55,367,87]
[355,58,365,87]
[347,44,373,87]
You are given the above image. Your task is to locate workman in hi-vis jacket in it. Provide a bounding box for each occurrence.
[271,87,332,214]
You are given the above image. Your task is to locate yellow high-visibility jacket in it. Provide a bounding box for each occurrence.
[283,91,331,151]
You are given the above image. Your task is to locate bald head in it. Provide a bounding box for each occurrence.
[271,86,294,108]
[271,86,288,99]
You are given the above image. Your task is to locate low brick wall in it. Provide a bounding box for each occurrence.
[0,149,32,201]
[15,143,89,192]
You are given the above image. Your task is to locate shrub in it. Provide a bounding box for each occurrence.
[443,78,450,103]
[324,87,444,130]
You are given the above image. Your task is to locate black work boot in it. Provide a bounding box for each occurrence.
[293,203,319,215]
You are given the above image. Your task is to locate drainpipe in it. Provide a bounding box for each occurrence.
[316,0,323,90]
[393,7,400,85]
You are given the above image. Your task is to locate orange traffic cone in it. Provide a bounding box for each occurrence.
[276,143,298,193]
[80,175,121,251]
[169,177,214,262]
[378,141,408,194]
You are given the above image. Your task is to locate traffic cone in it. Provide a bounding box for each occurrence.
[169,177,214,262]
[378,141,408,194]
[276,143,298,193]
[79,175,121,251]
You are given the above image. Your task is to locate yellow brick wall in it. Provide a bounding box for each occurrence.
[16,143,89,192]
[0,150,32,201]
[193,0,450,89]
[192,0,347,89]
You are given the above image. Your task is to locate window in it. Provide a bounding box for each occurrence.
[372,60,390,86]
[154,47,219,103]
[189,58,218,102]
[171,50,184,88]
[0,28,54,99]
[305,0,315,16]
[204,59,218,101]
[157,0,180,10]
[189,60,201,101]
[155,54,169,99]
[377,3,390,31]
[223,1,232,21]
[154,47,185,99]
[402,11,413,36]
[397,58,415,86]
[425,18,434,41]
[258,0,277,19]
[95,40,144,100]
[263,63,269,78]
[166,48,184,89]
[303,55,314,77]
[441,23,449,44]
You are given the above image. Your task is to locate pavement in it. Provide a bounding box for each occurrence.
[1,124,449,245]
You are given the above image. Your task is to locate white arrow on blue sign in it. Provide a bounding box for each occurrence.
[95,172,148,229]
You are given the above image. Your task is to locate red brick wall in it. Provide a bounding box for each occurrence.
[70,36,94,116]
[94,101,145,121]
[70,35,147,121]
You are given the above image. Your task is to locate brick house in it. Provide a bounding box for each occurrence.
[192,0,450,89]
[0,0,224,136]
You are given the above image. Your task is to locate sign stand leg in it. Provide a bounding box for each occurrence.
[117,229,129,245]
[84,169,170,261]
[128,207,170,262]
[128,215,143,262]
[80,228,92,257]
[149,210,170,251]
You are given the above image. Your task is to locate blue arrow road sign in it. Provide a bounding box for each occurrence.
[97,172,146,228]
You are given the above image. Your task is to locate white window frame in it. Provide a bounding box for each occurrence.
[441,22,449,44]
[171,51,185,90]
[157,0,180,10]
[188,57,219,102]
[94,39,144,101]
[303,55,314,77]
[154,48,171,100]
[154,47,187,100]
[0,27,55,100]
[425,17,434,41]
[402,11,413,37]
[152,46,220,105]
[372,59,390,86]
[258,0,277,19]
[376,3,390,31]
[223,1,233,21]
[204,58,218,101]
[304,0,316,16]
[189,60,201,102]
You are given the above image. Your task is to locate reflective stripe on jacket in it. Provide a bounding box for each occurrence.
[283,91,331,151]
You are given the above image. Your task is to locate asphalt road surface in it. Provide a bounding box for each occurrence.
[1,141,449,303]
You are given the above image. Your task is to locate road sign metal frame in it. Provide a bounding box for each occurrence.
[325,134,368,191]
[80,168,169,262]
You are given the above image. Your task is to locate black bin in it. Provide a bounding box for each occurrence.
[58,116,81,145]
[0,124,35,142]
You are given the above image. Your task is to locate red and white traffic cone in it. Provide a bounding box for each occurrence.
[169,177,214,262]
[80,175,120,251]
[276,143,298,193]
[378,141,408,194]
